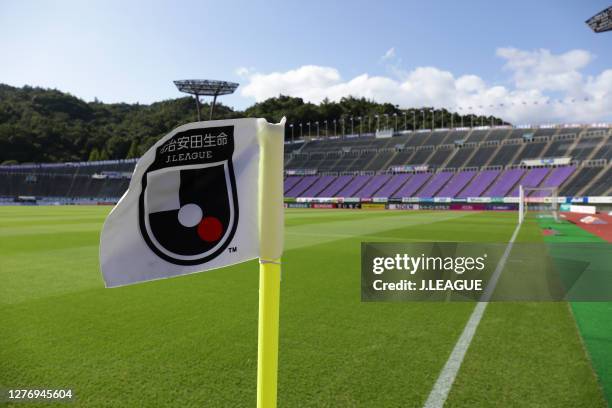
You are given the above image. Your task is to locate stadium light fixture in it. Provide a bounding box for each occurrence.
[421,109,425,130]
[586,6,612,33]
[431,109,435,130]
[289,123,294,143]
[173,79,239,121]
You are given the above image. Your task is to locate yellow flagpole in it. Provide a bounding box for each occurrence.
[256,118,285,408]
[257,259,281,408]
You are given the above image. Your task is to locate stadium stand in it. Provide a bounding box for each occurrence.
[459,176,493,201]
[484,168,525,197]
[561,167,603,196]
[318,175,353,197]
[375,174,411,197]
[485,129,511,141]
[588,167,612,196]
[427,147,453,167]
[446,130,469,143]
[1,125,610,203]
[418,172,453,198]
[509,167,549,196]
[393,173,431,198]
[446,146,475,168]
[285,176,318,197]
[489,144,519,166]
[465,145,497,167]
[513,141,548,163]
[466,129,489,142]
[335,174,372,196]
[532,166,575,196]
[300,175,335,197]
[357,174,392,198]
[436,171,476,198]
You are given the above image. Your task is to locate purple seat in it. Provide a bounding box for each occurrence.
[484,169,524,197]
[336,175,372,197]
[531,166,575,197]
[509,167,549,196]
[376,174,412,197]
[284,176,302,194]
[417,172,453,198]
[457,170,499,198]
[393,173,432,197]
[357,175,392,198]
[436,171,476,198]
[285,175,319,197]
[317,175,353,197]
[300,175,335,197]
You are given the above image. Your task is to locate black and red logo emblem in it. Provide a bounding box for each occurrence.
[138,125,238,265]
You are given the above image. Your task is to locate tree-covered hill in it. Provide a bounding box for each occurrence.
[0,84,506,164]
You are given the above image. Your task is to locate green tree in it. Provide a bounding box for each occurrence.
[88,148,100,161]
[0,83,508,163]
[126,140,139,159]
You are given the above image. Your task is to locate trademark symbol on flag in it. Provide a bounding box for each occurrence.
[228,246,237,253]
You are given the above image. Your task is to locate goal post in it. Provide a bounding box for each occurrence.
[518,185,559,224]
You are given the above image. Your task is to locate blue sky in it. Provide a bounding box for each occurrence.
[1,0,611,123]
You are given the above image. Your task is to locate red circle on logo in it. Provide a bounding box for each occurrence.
[197,216,223,242]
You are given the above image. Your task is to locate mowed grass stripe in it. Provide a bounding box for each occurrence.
[444,216,607,407]
[1,206,478,407]
[1,207,602,407]
[0,222,106,238]
[535,217,612,403]
[0,208,478,306]
[1,245,102,305]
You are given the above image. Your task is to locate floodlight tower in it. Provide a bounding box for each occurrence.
[173,79,239,121]
[586,6,612,33]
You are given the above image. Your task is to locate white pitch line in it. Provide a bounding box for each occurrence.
[423,222,522,408]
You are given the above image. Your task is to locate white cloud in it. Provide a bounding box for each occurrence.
[235,66,254,77]
[238,48,612,124]
[381,47,396,61]
[235,67,249,77]
[496,47,592,93]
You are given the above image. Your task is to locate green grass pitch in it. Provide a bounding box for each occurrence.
[0,206,609,407]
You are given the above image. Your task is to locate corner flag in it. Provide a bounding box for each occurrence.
[99,117,285,407]
[100,117,284,286]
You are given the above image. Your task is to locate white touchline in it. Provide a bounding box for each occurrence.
[422,222,522,408]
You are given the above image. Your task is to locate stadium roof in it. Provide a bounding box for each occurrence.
[173,79,239,96]
[586,6,612,33]
[173,79,239,120]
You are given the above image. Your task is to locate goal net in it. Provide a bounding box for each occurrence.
[518,185,559,224]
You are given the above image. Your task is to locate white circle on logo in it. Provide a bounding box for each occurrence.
[177,203,203,227]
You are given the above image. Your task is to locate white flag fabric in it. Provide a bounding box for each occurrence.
[100,118,285,287]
